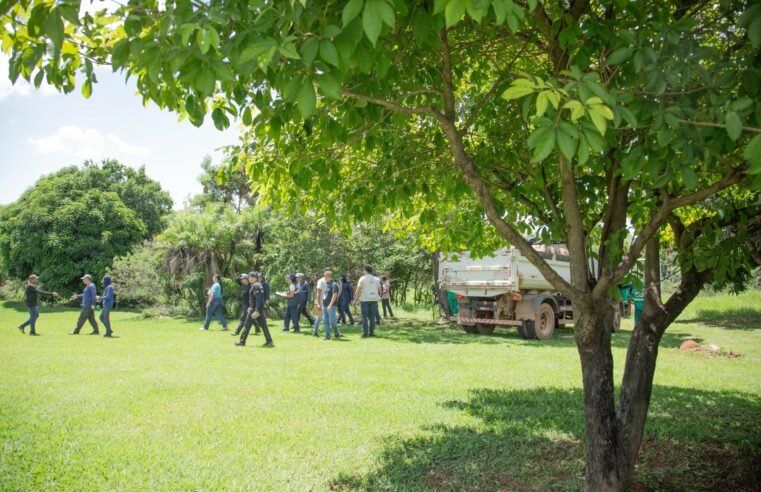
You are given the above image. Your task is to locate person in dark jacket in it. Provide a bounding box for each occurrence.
[18,274,58,336]
[259,273,270,302]
[337,276,354,325]
[232,273,251,336]
[70,274,100,335]
[236,281,273,347]
[98,275,116,337]
[296,273,315,325]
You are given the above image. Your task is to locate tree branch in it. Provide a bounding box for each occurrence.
[341,89,434,116]
[592,166,745,299]
[435,27,581,300]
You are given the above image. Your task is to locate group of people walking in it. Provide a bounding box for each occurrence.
[199,265,395,346]
[17,273,115,337]
[14,265,396,348]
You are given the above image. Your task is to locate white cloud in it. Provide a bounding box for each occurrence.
[28,125,151,160]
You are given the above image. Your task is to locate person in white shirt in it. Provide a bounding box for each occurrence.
[353,265,382,337]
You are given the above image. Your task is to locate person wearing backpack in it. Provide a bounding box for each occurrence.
[318,268,341,340]
[17,274,58,336]
[98,275,116,337]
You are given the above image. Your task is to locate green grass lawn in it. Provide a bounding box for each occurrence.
[1,292,760,491]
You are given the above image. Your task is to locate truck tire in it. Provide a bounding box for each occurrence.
[519,320,536,339]
[462,325,478,334]
[476,323,495,335]
[534,303,556,340]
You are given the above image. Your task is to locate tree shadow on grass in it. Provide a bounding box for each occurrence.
[330,386,761,491]
[674,306,761,330]
[376,318,525,345]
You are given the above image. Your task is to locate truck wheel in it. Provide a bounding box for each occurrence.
[462,325,478,334]
[519,320,536,339]
[534,303,556,340]
[476,324,495,335]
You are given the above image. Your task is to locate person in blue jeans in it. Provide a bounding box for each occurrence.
[98,275,116,337]
[18,274,58,336]
[320,269,341,340]
[354,265,382,338]
[200,274,228,331]
[280,274,301,332]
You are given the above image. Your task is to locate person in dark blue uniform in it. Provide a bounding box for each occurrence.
[232,273,251,336]
[337,276,354,325]
[296,273,315,326]
[236,281,273,347]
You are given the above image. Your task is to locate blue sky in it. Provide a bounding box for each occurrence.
[0,53,239,209]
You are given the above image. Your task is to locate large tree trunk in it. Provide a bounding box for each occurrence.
[575,301,621,490]
[615,236,711,485]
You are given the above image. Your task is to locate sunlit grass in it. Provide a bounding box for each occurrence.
[1,292,760,490]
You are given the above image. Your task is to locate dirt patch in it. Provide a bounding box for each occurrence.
[679,339,742,358]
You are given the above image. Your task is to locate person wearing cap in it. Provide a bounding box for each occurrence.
[337,276,354,326]
[278,273,300,332]
[17,274,58,336]
[232,273,251,336]
[97,275,116,337]
[70,274,100,335]
[235,280,273,348]
[200,273,228,331]
[295,273,315,326]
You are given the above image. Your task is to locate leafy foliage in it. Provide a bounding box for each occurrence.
[0,160,171,293]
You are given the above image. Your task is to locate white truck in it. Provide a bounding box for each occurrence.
[439,245,621,339]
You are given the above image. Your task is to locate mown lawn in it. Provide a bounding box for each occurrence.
[1,292,760,491]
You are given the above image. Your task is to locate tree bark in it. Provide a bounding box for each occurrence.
[615,235,712,485]
[575,300,621,491]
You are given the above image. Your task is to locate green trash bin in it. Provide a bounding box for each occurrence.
[633,297,644,323]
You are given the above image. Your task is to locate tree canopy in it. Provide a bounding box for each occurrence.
[0,160,172,292]
[2,0,760,488]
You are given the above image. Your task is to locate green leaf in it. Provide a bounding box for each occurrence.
[343,0,364,26]
[577,134,589,165]
[531,128,556,163]
[196,69,215,97]
[124,14,142,37]
[556,127,578,161]
[43,9,64,50]
[527,125,551,149]
[589,110,608,136]
[681,167,698,189]
[279,42,301,60]
[375,0,395,27]
[725,111,743,141]
[300,37,319,67]
[179,23,199,45]
[197,28,213,54]
[81,79,92,99]
[319,39,340,67]
[445,0,466,27]
[318,73,342,100]
[297,80,316,118]
[282,77,303,102]
[606,47,632,65]
[535,91,548,116]
[212,107,230,130]
[240,39,278,63]
[501,85,534,101]
[744,133,761,174]
[362,0,384,45]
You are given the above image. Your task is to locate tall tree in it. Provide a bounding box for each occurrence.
[3,0,759,487]
[0,161,171,292]
[191,156,257,213]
